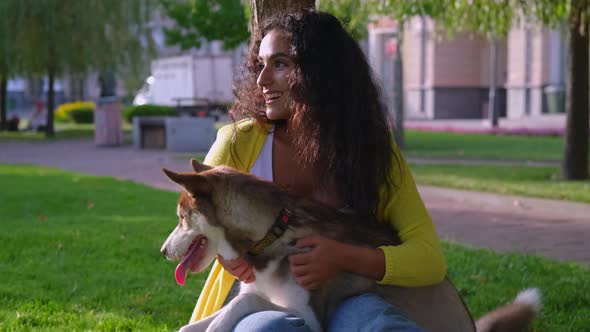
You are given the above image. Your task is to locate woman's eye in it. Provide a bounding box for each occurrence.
[275,61,287,68]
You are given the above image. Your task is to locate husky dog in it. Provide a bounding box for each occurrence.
[161,160,540,332]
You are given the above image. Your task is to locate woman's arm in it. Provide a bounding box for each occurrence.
[375,146,446,286]
[289,146,446,289]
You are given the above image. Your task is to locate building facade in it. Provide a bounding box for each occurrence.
[368,17,567,121]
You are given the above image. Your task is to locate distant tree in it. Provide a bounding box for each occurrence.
[0,1,21,131]
[161,0,372,54]
[160,0,250,50]
[376,0,588,180]
[318,0,372,40]
[14,0,155,137]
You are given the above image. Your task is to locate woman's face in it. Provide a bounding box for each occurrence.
[257,29,295,121]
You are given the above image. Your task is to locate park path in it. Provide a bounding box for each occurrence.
[1,138,589,265]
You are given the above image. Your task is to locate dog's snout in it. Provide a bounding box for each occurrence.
[161,247,168,257]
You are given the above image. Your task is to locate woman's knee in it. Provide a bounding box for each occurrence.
[232,310,311,332]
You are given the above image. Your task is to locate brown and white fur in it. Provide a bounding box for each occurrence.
[161,160,541,332]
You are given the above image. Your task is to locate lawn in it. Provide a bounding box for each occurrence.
[403,130,573,161]
[0,165,202,331]
[0,123,132,143]
[410,164,590,203]
[444,243,590,331]
[0,164,589,331]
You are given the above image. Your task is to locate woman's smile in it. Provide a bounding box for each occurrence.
[264,91,283,104]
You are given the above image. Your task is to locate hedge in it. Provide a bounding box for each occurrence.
[123,104,177,123]
[55,101,96,123]
[70,109,94,124]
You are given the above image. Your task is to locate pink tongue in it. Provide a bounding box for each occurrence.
[175,263,188,286]
[174,236,206,286]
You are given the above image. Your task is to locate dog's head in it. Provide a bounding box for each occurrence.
[160,159,287,286]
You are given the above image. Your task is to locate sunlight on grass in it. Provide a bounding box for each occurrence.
[0,165,203,331]
[0,164,588,331]
[0,123,132,142]
[443,242,590,330]
[411,164,590,203]
[404,130,570,161]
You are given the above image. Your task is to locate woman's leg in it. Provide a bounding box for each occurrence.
[327,293,427,332]
[232,311,312,332]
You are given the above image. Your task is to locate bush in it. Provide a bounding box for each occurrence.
[6,115,20,131]
[70,109,94,124]
[55,101,96,123]
[123,104,177,123]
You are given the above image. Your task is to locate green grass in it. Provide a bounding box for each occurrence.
[444,243,590,331]
[0,123,132,142]
[1,165,588,331]
[0,165,206,331]
[410,164,590,203]
[404,130,572,161]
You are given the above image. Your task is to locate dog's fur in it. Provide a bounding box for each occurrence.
[161,160,540,332]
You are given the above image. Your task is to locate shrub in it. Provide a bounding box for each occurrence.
[70,109,94,124]
[55,101,96,123]
[6,115,20,131]
[123,104,177,123]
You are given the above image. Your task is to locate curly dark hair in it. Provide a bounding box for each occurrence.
[231,9,399,216]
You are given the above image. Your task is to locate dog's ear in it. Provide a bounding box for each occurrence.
[162,168,212,196]
[190,159,212,173]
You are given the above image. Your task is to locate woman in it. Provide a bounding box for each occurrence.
[192,9,446,331]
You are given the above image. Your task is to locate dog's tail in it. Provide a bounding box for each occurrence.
[475,288,541,332]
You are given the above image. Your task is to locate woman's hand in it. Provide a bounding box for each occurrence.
[218,255,256,283]
[289,235,386,290]
[288,235,346,290]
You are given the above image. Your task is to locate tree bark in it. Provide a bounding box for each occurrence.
[488,34,499,128]
[393,24,405,148]
[0,76,7,131]
[249,0,315,38]
[45,65,55,138]
[563,0,589,180]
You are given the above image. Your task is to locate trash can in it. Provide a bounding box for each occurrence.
[94,96,122,146]
[543,85,565,114]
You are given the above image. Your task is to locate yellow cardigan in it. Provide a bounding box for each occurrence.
[190,119,446,322]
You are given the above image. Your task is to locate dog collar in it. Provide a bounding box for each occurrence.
[248,208,290,256]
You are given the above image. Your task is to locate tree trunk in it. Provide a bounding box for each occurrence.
[562,0,589,180]
[249,0,315,38]
[488,34,499,128]
[393,24,405,148]
[45,66,56,138]
[0,76,7,131]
